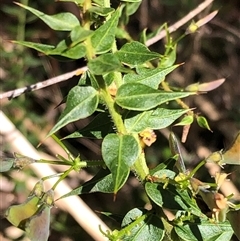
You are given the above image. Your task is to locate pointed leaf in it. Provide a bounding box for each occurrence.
[16,2,79,31]
[169,132,186,173]
[59,169,114,199]
[146,182,201,216]
[125,108,190,132]
[174,220,233,241]
[116,83,194,111]
[88,6,114,16]
[175,115,194,126]
[91,9,120,54]
[12,40,86,59]
[145,182,163,207]
[63,113,113,139]
[50,40,86,59]
[70,25,93,43]
[115,41,160,66]
[197,116,212,132]
[48,86,99,136]
[123,65,179,89]
[159,45,177,68]
[102,134,140,193]
[12,41,55,55]
[88,53,122,75]
[121,208,165,241]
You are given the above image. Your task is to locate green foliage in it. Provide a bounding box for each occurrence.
[3,1,240,241]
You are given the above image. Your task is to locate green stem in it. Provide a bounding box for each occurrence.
[132,151,149,181]
[17,0,28,43]
[188,159,206,178]
[84,160,105,167]
[36,159,72,166]
[41,173,63,182]
[98,76,149,180]
[82,0,95,59]
[97,76,126,134]
[52,166,75,190]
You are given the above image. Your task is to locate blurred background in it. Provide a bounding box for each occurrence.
[1,0,240,240]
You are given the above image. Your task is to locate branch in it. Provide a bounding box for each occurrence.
[0,66,88,100]
[146,0,214,46]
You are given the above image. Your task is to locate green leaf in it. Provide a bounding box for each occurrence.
[175,115,194,126]
[88,6,114,16]
[116,83,194,111]
[0,158,14,172]
[169,132,186,173]
[12,41,55,54]
[12,40,86,59]
[150,157,177,175]
[125,1,142,16]
[125,108,190,132]
[145,182,163,207]
[63,113,113,139]
[123,65,179,89]
[91,9,120,54]
[121,0,142,2]
[48,86,99,136]
[59,169,114,199]
[160,185,190,211]
[159,45,177,68]
[115,41,160,66]
[70,25,93,43]
[174,220,233,241]
[146,23,165,40]
[146,182,201,216]
[121,208,165,241]
[51,40,86,59]
[58,0,84,3]
[197,116,212,132]
[88,53,122,75]
[102,134,140,193]
[16,2,79,31]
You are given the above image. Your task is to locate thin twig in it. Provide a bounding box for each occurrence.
[146,0,214,46]
[0,0,214,100]
[0,66,88,100]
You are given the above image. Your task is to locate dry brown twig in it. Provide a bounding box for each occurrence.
[146,0,214,46]
[0,0,214,100]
